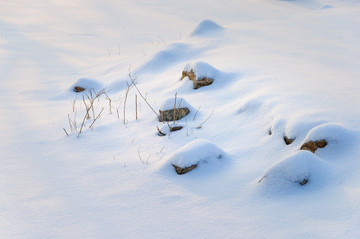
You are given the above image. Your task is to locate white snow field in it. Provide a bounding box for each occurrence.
[1,0,360,238]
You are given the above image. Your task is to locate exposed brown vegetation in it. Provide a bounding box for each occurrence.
[284,136,295,145]
[73,86,85,92]
[157,126,166,136]
[159,108,190,122]
[300,139,328,153]
[170,126,183,132]
[181,69,196,81]
[299,179,308,186]
[181,69,214,89]
[173,164,198,175]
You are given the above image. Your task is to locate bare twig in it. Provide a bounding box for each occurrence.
[68,114,73,132]
[72,97,77,112]
[105,93,112,114]
[63,128,69,136]
[78,108,89,137]
[128,70,160,118]
[135,94,138,120]
[89,107,104,129]
[88,89,96,119]
[196,111,213,129]
[72,111,77,132]
[173,92,177,125]
[123,82,134,124]
[68,113,78,132]
[82,95,90,119]
[138,146,144,164]
[78,89,106,137]
[193,106,201,121]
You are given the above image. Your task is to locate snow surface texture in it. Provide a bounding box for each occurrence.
[1,0,360,238]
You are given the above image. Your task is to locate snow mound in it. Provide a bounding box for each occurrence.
[190,19,224,37]
[302,123,352,144]
[170,138,225,169]
[181,61,236,90]
[237,95,264,114]
[259,151,329,192]
[183,61,220,80]
[320,4,333,10]
[158,96,195,122]
[159,96,194,111]
[284,118,326,140]
[70,78,102,93]
[137,43,202,74]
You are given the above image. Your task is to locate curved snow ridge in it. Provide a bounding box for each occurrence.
[258,151,331,192]
[190,19,225,37]
[236,92,279,115]
[283,118,327,141]
[70,78,103,93]
[136,43,204,74]
[170,139,226,169]
[302,123,353,144]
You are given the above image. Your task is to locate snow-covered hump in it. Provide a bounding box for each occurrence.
[183,61,220,79]
[159,96,194,111]
[190,19,224,37]
[170,139,225,168]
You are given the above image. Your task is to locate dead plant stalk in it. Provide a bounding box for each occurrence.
[78,89,106,137]
[128,71,159,118]
[123,82,134,124]
[196,111,213,129]
[89,107,104,129]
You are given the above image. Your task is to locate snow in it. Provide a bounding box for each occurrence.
[159,96,193,111]
[184,61,219,78]
[302,122,353,143]
[1,0,360,238]
[169,138,225,168]
[190,19,225,37]
[70,78,103,92]
[259,150,331,193]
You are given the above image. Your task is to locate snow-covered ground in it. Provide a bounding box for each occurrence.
[1,0,360,238]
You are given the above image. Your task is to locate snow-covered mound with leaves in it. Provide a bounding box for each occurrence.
[1,0,360,238]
